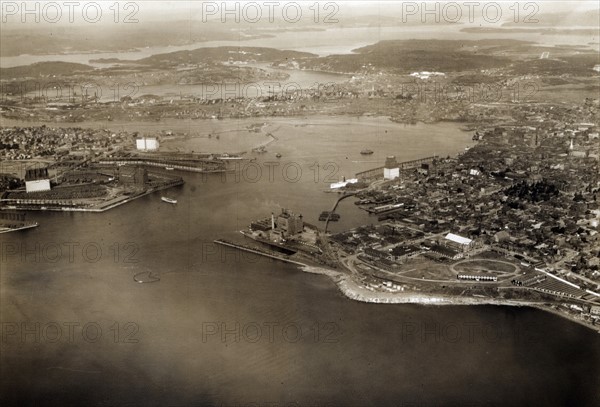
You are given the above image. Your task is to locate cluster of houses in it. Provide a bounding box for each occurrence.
[343,102,599,284]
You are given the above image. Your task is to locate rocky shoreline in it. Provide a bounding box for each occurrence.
[299,264,600,333]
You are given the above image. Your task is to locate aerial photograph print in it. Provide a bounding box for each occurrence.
[1,1,599,406]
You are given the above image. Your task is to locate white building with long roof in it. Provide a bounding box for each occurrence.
[444,233,477,252]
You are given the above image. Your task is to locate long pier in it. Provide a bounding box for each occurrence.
[356,155,438,180]
[213,239,306,266]
[98,159,227,173]
[0,223,39,234]
[1,179,183,213]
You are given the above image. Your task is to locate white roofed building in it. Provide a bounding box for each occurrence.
[136,137,159,151]
[384,156,400,180]
[444,233,478,253]
[25,167,51,193]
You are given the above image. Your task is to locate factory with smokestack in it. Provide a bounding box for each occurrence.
[250,208,304,240]
[243,208,323,258]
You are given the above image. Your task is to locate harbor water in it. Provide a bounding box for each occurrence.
[1,117,599,406]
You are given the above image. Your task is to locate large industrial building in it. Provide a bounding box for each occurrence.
[444,233,478,253]
[118,166,148,186]
[25,167,51,193]
[136,137,159,151]
[276,209,304,236]
[384,156,400,180]
[250,208,304,239]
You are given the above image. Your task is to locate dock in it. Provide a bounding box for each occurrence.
[0,210,39,233]
[213,239,305,266]
[1,178,184,213]
[98,158,228,173]
[356,155,439,180]
[0,223,39,234]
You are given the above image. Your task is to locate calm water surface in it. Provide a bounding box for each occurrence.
[1,117,599,406]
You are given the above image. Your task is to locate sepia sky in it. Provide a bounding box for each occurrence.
[1,1,598,28]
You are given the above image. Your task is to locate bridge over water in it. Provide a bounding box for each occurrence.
[324,192,358,233]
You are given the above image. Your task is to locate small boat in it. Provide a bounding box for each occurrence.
[360,149,374,155]
[275,153,282,158]
[165,167,174,171]
[161,197,177,204]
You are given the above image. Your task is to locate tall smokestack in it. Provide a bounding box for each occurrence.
[271,212,275,230]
